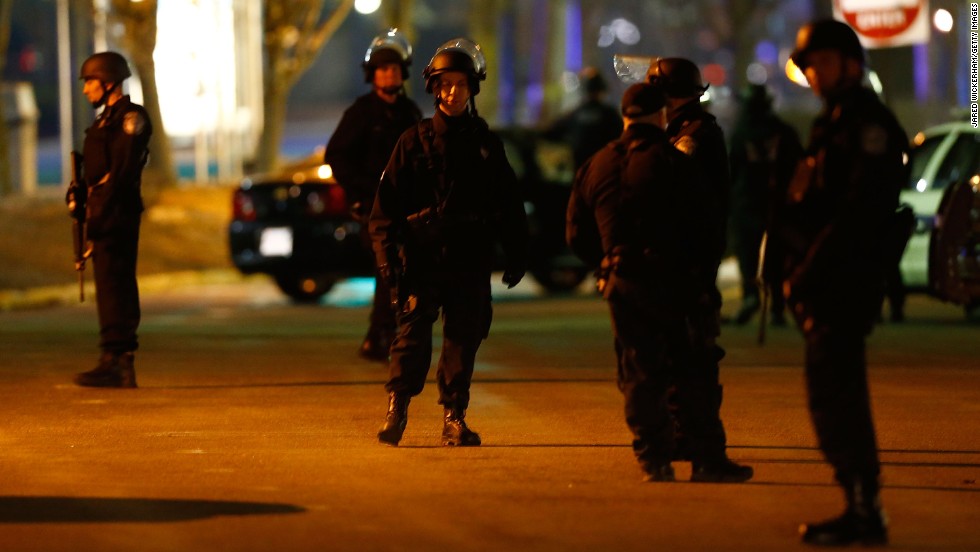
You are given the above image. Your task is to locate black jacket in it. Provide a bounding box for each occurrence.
[567,123,712,301]
[369,109,529,276]
[324,91,421,209]
[82,95,151,239]
[781,86,909,331]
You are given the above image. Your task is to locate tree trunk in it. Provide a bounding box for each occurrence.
[0,0,12,196]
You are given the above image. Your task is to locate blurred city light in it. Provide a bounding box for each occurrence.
[933,9,953,33]
[355,0,382,15]
[598,18,640,47]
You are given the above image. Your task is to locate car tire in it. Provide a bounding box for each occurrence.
[530,265,590,293]
[273,272,337,303]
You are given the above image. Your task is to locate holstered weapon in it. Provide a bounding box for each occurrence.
[756,232,769,346]
[66,151,89,302]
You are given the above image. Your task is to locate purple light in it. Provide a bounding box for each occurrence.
[755,41,779,65]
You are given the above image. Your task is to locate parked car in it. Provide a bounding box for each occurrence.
[900,121,980,317]
[228,132,590,302]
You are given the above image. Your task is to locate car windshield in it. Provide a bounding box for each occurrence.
[908,135,944,190]
[932,132,980,191]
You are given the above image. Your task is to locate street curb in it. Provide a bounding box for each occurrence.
[0,269,247,312]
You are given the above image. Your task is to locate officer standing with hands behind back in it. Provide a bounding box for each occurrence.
[324,29,422,361]
[783,19,909,546]
[70,51,152,389]
[369,38,529,447]
[646,58,753,482]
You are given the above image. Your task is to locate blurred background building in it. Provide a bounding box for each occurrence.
[1,0,969,190]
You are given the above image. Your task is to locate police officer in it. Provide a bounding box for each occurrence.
[71,51,151,388]
[369,38,529,447]
[728,84,803,326]
[543,67,623,169]
[646,58,752,481]
[324,29,422,361]
[784,19,908,546]
[568,82,732,481]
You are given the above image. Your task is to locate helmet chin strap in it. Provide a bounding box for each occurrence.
[90,81,120,108]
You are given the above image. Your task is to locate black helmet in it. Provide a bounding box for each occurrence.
[739,83,772,112]
[790,19,864,70]
[362,28,412,83]
[646,57,708,98]
[79,51,131,84]
[423,38,486,94]
[579,67,607,95]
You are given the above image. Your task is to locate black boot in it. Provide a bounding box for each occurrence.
[691,456,754,483]
[642,463,676,482]
[359,327,394,362]
[377,392,410,446]
[74,352,137,388]
[442,407,481,446]
[801,478,888,546]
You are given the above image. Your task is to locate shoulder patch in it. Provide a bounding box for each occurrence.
[673,135,697,157]
[123,111,146,136]
[860,124,888,155]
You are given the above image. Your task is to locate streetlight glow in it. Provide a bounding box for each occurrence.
[355,0,382,15]
[934,9,953,33]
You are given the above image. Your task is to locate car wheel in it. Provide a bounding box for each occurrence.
[273,273,337,303]
[530,265,589,293]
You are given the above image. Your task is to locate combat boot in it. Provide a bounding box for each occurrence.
[801,478,888,546]
[690,456,754,483]
[377,392,410,446]
[641,463,676,483]
[74,352,137,388]
[442,407,481,446]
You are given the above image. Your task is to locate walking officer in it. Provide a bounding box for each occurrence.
[784,19,909,546]
[324,29,422,361]
[71,51,151,388]
[646,58,753,482]
[369,38,529,447]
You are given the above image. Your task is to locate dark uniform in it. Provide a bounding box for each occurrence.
[728,85,803,325]
[370,38,529,447]
[324,91,420,352]
[325,30,422,360]
[72,52,151,389]
[567,83,713,480]
[786,19,908,546]
[648,59,746,477]
[543,68,623,169]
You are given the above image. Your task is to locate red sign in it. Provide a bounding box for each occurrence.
[833,0,929,48]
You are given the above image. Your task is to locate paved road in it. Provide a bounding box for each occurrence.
[1,276,977,551]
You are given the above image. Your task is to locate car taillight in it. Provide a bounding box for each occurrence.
[305,184,349,217]
[233,190,256,222]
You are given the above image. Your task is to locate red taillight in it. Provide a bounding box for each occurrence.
[308,184,349,217]
[233,190,256,221]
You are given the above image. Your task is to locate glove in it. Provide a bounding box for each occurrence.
[502,267,525,289]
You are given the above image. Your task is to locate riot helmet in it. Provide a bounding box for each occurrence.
[579,67,608,95]
[645,57,708,99]
[790,19,864,70]
[79,51,132,84]
[423,38,486,95]
[362,28,412,83]
[79,51,131,108]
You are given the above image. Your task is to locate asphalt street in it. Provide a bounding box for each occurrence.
[0,274,977,551]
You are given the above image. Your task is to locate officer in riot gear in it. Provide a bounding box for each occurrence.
[784,19,909,546]
[543,66,623,169]
[324,29,422,361]
[71,51,152,388]
[646,58,752,481]
[568,82,751,482]
[369,38,529,447]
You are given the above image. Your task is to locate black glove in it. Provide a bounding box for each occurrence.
[502,266,525,289]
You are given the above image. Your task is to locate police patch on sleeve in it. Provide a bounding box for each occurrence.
[673,136,697,157]
[123,111,146,136]
[860,124,888,155]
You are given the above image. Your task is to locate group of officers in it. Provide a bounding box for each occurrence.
[71,18,909,548]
